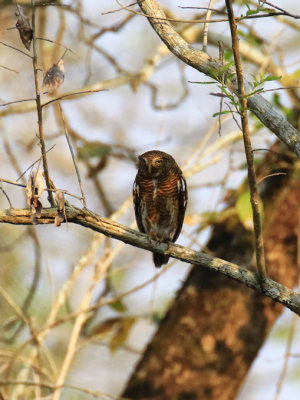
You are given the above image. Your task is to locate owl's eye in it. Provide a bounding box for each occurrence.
[156,159,162,165]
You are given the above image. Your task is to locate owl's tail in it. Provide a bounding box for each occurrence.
[153,253,169,268]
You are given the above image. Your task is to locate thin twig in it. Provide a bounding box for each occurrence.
[179,3,300,19]
[51,229,131,400]
[0,41,33,59]
[225,0,266,277]
[0,380,122,399]
[0,98,37,107]
[218,40,225,135]
[202,0,215,52]
[0,186,12,208]
[262,0,300,18]
[58,104,87,208]
[107,3,294,24]
[274,314,298,400]
[16,145,56,182]
[179,6,225,13]
[31,0,55,206]
[0,65,19,74]
[35,37,78,57]
[144,62,188,110]
[101,1,139,15]
[41,88,108,108]
[0,178,83,202]
[92,13,134,40]
[257,172,287,184]
[51,284,95,400]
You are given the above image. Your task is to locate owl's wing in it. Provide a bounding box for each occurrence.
[173,175,188,242]
[133,179,145,233]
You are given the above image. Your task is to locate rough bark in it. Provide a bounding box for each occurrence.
[122,143,300,400]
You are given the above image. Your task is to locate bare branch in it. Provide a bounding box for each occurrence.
[58,105,87,208]
[0,206,300,315]
[225,0,266,277]
[31,0,54,206]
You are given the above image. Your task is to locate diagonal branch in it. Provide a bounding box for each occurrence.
[136,0,300,156]
[0,206,300,315]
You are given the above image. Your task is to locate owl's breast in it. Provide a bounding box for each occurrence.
[137,174,180,240]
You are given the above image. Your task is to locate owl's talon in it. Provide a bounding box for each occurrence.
[148,232,165,243]
[164,241,172,256]
[164,248,171,256]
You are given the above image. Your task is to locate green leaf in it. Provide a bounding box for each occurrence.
[237,29,246,38]
[109,317,136,353]
[236,191,253,230]
[246,9,259,15]
[109,299,127,313]
[243,1,250,10]
[236,191,264,230]
[243,88,264,98]
[264,75,282,82]
[188,81,217,85]
[212,110,232,118]
[218,61,235,75]
[224,50,233,62]
[152,312,164,325]
[77,142,111,160]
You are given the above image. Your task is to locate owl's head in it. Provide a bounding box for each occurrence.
[137,150,178,178]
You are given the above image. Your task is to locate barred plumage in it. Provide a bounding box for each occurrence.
[133,150,188,267]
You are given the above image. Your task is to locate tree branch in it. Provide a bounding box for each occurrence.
[0,206,299,315]
[136,0,300,156]
[225,0,266,277]
[31,0,54,206]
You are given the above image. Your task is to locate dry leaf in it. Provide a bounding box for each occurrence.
[55,190,65,211]
[26,168,46,208]
[15,6,33,51]
[88,318,121,338]
[55,213,64,227]
[54,190,66,227]
[35,200,43,217]
[109,317,136,353]
[42,59,65,94]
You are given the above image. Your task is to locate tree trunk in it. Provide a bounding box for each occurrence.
[123,142,299,400]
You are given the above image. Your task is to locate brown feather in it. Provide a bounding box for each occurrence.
[133,150,188,267]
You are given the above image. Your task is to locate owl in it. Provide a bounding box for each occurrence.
[133,150,188,267]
